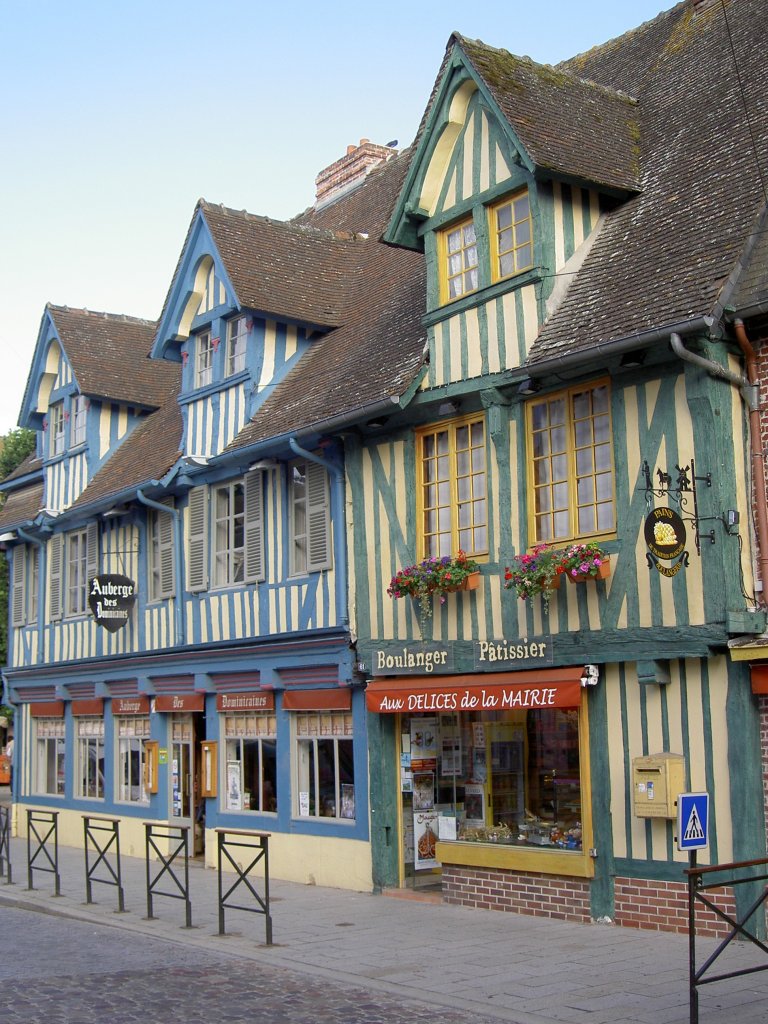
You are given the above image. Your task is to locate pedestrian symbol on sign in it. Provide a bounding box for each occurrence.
[677,792,709,851]
[683,804,705,842]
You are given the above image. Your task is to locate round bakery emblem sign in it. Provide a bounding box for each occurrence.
[644,507,688,576]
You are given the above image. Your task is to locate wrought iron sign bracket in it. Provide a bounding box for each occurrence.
[641,458,713,556]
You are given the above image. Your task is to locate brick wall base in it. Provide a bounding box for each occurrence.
[441,865,591,923]
[440,866,737,936]
[614,876,736,936]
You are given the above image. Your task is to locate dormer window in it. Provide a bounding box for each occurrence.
[227,317,247,376]
[70,394,87,447]
[196,331,214,388]
[49,402,66,456]
[439,216,478,304]
[489,190,533,281]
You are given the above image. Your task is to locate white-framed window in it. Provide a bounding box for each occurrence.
[11,544,39,627]
[49,401,66,457]
[50,524,98,621]
[213,481,245,587]
[187,472,264,592]
[66,529,89,616]
[290,461,332,575]
[224,713,277,812]
[196,330,214,388]
[227,316,247,375]
[70,394,87,447]
[116,715,151,804]
[28,545,39,623]
[35,717,66,796]
[76,717,104,799]
[148,504,175,601]
[294,711,355,821]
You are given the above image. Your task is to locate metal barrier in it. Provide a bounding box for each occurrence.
[144,822,192,927]
[83,815,125,912]
[215,828,272,944]
[26,809,60,894]
[0,804,12,884]
[686,853,768,1024]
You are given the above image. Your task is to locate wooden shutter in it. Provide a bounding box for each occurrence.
[306,462,332,572]
[86,522,99,584]
[158,507,175,598]
[186,486,208,592]
[49,533,63,621]
[12,546,26,627]
[244,470,265,583]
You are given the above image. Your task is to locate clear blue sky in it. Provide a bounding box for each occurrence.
[0,0,674,435]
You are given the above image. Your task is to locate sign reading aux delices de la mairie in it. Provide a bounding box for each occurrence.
[371,638,552,676]
[88,574,137,632]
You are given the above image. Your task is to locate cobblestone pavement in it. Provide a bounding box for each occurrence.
[1,904,506,1024]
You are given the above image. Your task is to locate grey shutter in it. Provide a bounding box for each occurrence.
[12,546,26,627]
[158,507,175,598]
[306,462,332,572]
[86,522,99,586]
[244,470,265,583]
[187,486,208,592]
[49,533,63,621]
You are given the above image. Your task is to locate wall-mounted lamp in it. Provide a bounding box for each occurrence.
[249,459,278,471]
[366,417,389,428]
[102,505,132,519]
[0,532,17,543]
[183,455,209,467]
[438,399,461,416]
[39,507,61,517]
[619,350,646,368]
[517,377,540,396]
[580,664,600,686]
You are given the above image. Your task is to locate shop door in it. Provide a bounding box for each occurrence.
[170,716,199,850]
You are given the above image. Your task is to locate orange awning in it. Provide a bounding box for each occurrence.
[366,667,584,714]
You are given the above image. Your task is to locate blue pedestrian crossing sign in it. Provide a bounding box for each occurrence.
[677,792,709,851]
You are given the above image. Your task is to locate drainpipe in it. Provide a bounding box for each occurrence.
[136,488,186,643]
[733,320,768,605]
[670,330,767,605]
[288,438,348,626]
[15,526,45,655]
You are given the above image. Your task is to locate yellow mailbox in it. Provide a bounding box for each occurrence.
[632,753,685,819]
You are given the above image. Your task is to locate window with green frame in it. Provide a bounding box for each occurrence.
[417,415,487,558]
[439,216,478,304]
[527,381,614,543]
[489,190,533,281]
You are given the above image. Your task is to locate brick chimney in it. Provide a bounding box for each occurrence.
[315,138,398,210]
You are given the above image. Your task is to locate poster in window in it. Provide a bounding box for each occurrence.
[472,722,486,749]
[440,730,461,776]
[414,811,439,870]
[464,783,486,826]
[410,717,437,770]
[412,771,434,810]
[340,783,355,819]
[226,760,242,811]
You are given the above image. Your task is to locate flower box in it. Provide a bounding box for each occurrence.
[446,571,481,593]
[567,557,611,583]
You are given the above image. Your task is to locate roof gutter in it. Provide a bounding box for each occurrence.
[670,328,766,608]
[524,316,714,380]
[733,320,768,605]
[136,488,185,644]
[288,437,348,627]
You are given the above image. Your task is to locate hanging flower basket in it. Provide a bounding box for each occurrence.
[504,544,569,607]
[388,551,481,631]
[562,542,611,583]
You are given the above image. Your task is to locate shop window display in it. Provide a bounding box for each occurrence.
[224,713,277,813]
[400,707,582,870]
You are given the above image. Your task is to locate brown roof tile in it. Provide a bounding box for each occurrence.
[457,35,641,194]
[0,482,44,531]
[47,306,178,409]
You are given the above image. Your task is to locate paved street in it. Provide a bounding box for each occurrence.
[0,904,505,1024]
[1,824,768,1023]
